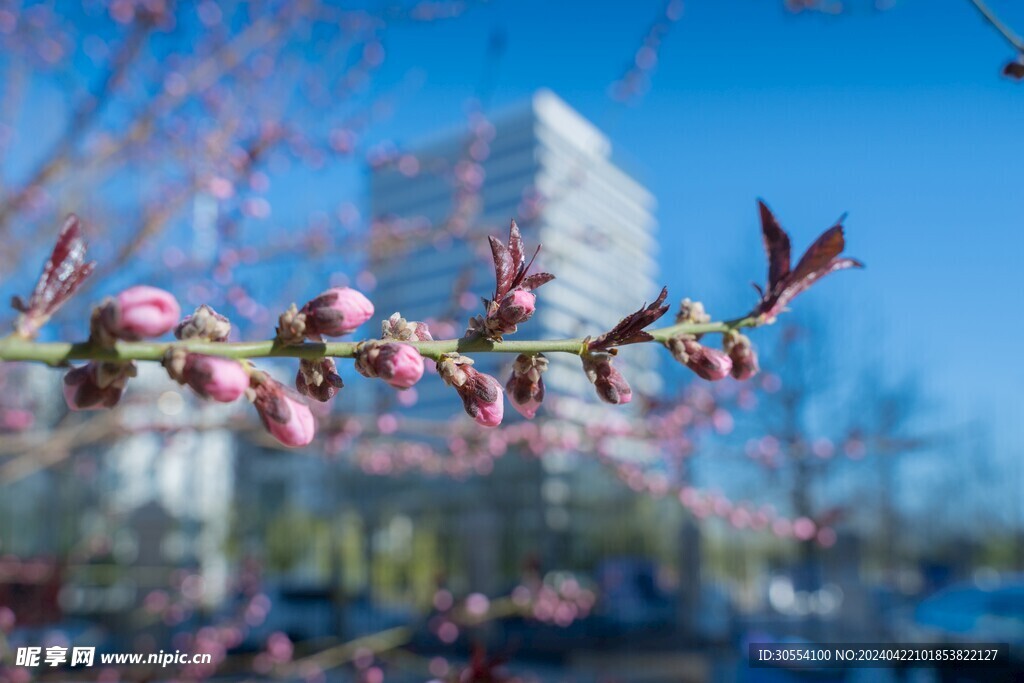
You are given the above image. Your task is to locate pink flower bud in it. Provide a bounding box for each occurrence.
[506,353,547,419]
[301,287,374,337]
[355,342,424,390]
[724,333,759,380]
[471,381,505,427]
[688,342,733,381]
[181,355,249,402]
[436,354,505,427]
[63,362,136,410]
[495,289,536,329]
[109,286,181,339]
[471,289,538,339]
[582,352,632,404]
[667,336,733,381]
[253,378,316,447]
[295,358,344,402]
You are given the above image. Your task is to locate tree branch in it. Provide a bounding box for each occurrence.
[968,0,1024,52]
[0,316,761,365]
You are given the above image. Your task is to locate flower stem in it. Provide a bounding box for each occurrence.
[0,316,762,365]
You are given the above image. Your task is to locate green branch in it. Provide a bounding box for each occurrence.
[0,316,761,365]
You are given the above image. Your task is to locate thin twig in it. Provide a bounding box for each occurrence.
[0,19,153,231]
[968,0,1024,52]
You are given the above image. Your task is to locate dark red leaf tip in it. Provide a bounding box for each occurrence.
[590,286,670,351]
[14,214,96,336]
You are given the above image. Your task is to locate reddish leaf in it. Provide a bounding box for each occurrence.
[787,222,845,285]
[759,199,791,289]
[478,219,553,340]
[12,215,96,331]
[489,235,515,300]
[590,287,669,351]
[752,204,862,320]
[520,272,555,291]
[507,219,524,274]
[780,256,862,308]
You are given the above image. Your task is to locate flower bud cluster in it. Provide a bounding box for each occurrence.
[665,298,748,381]
[26,204,854,449]
[469,219,553,341]
[275,287,375,403]
[667,336,734,381]
[469,289,537,340]
[166,305,249,404]
[64,286,181,412]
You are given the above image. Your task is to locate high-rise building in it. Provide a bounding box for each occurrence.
[366,90,664,590]
[369,89,662,417]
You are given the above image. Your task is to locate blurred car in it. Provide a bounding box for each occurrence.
[233,583,340,649]
[591,557,677,636]
[231,584,416,652]
[910,577,1024,646]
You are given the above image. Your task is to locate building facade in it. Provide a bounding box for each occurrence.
[365,90,664,591]
[369,89,662,415]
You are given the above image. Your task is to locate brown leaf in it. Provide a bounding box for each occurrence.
[1004,60,1024,80]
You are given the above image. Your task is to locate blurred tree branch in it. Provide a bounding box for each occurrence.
[968,0,1024,78]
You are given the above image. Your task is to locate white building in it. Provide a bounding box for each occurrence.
[366,90,664,586]
[369,89,663,417]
